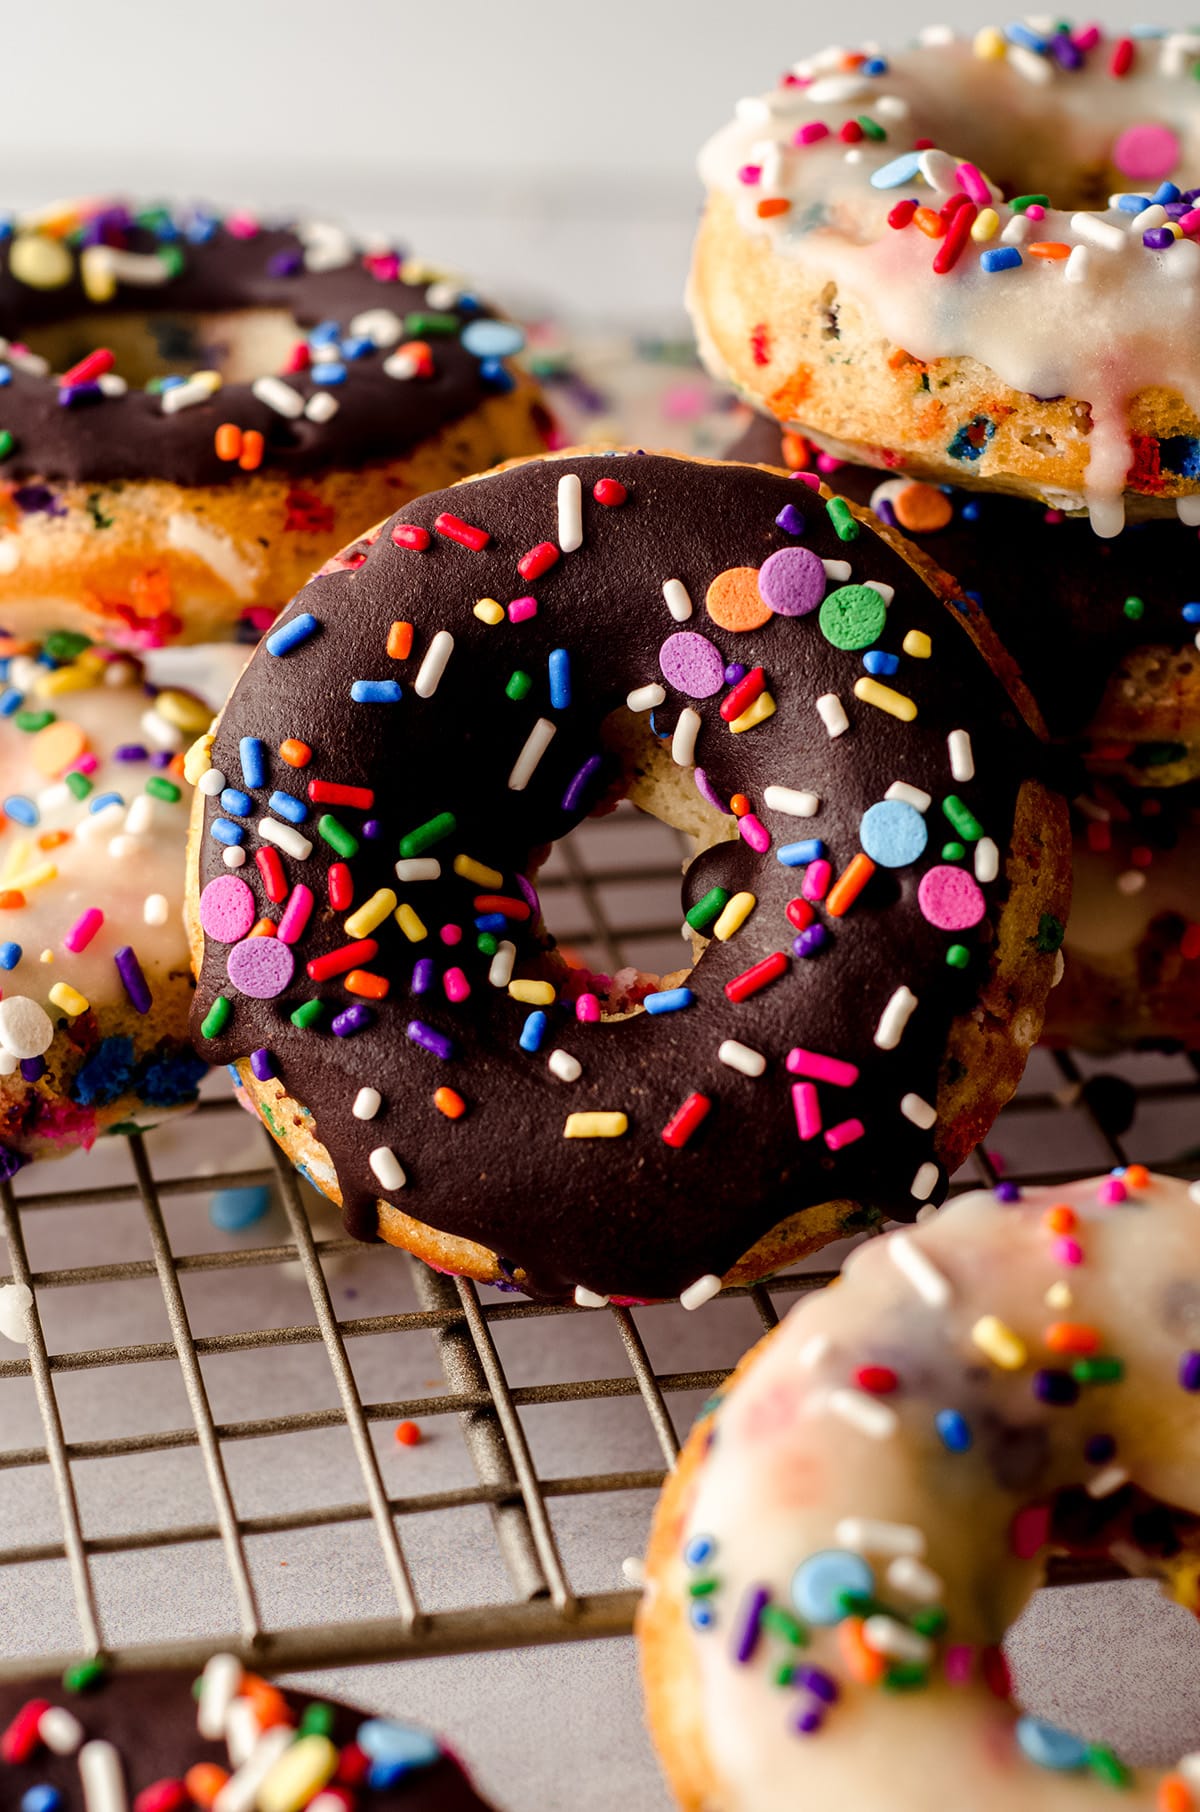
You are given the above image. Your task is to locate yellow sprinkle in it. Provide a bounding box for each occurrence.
[713,891,756,941]
[9,232,73,290]
[394,903,428,942]
[970,208,1000,243]
[1045,1281,1073,1310]
[509,979,556,1006]
[39,949,53,964]
[1168,222,1184,240]
[4,836,34,881]
[6,862,56,891]
[454,854,504,889]
[564,1112,628,1139]
[155,687,214,734]
[973,24,1007,58]
[345,887,398,938]
[48,981,89,1016]
[854,677,917,722]
[35,665,94,697]
[76,648,109,676]
[729,691,776,734]
[474,598,505,625]
[183,737,213,787]
[257,1734,339,1812]
[971,1314,1027,1371]
[902,630,932,659]
[80,244,117,303]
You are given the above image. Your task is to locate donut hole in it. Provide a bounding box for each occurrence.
[21,307,304,390]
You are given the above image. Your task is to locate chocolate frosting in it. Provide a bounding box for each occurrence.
[729,417,1200,742]
[0,202,525,487]
[192,452,1060,1303]
[0,1667,492,1808]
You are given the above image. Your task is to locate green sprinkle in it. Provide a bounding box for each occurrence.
[299,1702,336,1737]
[946,944,971,969]
[1072,1355,1124,1385]
[1123,595,1145,622]
[290,999,326,1030]
[760,1605,808,1645]
[940,841,966,862]
[884,1663,929,1692]
[825,496,860,543]
[200,996,232,1038]
[157,244,186,279]
[942,795,983,841]
[319,813,361,859]
[819,584,886,651]
[1011,194,1050,212]
[910,1606,948,1637]
[1085,1745,1130,1788]
[146,776,182,803]
[44,630,92,661]
[63,1657,107,1694]
[688,1576,719,1597]
[856,114,887,141]
[15,709,54,733]
[1032,912,1065,955]
[0,430,15,461]
[405,311,460,337]
[477,932,498,957]
[1131,741,1188,768]
[65,771,92,800]
[398,811,456,859]
[506,670,533,702]
[835,1589,879,1619]
[686,885,731,933]
[773,1662,796,1688]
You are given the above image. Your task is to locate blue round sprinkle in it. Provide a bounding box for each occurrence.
[22,1788,62,1812]
[312,361,347,386]
[1015,1717,1089,1772]
[684,1534,714,1568]
[0,941,21,969]
[689,1601,716,1631]
[859,800,928,869]
[862,650,899,677]
[88,791,124,814]
[3,794,37,827]
[935,1409,972,1452]
[209,1186,271,1231]
[220,788,253,818]
[359,1720,441,1779]
[791,1549,874,1625]
[1183,603,1200,623]
[461,319,526,359]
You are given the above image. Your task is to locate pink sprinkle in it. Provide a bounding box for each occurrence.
[955,162,991,206]
[792,1081,822,1141]
[508,596,538,624]
[1044,508,1065,524]
[72,752,99,777]
[824,1117,864,1152]
[1010,1502,1051,1560]
[276,884,314,945]
[441,924,463,946]
[1097,1177,1127,1204]
[1180,209,1200,236]
[226,210,260,239]
[242,606,277,634]
[444,966,470,1003]
[944,1644,974,1685]
[794,121,830,147]
[365,251,402,283]
[63,907,103,953]
[795,472,822,492]
[1053,1236,1084,1266]
[1025,204,1046,222]
[815,453,843,474]
[576,993,601,1023]
[738,164,763,185]
[786,1047,859,1088]
[739,813,770,853]
[801,858,832,903]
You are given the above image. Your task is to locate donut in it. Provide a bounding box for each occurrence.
[638,1168,1200,1812]
[0,1657,493,1808]
[183,448,1070,1305]
[692,24,1200,537]
[0,198,549,648]
[1043,782,1200,1052]
[0,630,208,1170]
[728,417,1200,783]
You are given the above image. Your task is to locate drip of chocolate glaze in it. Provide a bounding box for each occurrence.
[192,452,1061,1303]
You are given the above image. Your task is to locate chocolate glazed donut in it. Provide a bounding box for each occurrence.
[187,452,1069,1305]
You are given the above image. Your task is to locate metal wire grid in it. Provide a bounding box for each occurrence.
[0,804,1197,1682]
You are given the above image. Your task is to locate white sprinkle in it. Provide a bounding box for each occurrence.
[39,1705,85,1754]
[558,472,583,552]
[489,940,517,987]
[214,1726,293,1812]
[681,1273,723,1311]
[864,579,894,604]
[305,391,339,423]
[353,1087,381,1121]
[621,1555,646,1587]
[369,1147,406,1192]
[414,629,454,698]
[1070,211,1126,253]
[251,375,305,419]
[917,147,959,193]
[75,801,125,842]
[78,1738,127,1812]
[887,1556,946,1603]
[1161,29,1200,74]
[717,1039,766,1077]
[223,846,247,869]
[258,818,312,861]
[1087,1464,1130,1499]
[672,707,701,767]
[108,833,143,861]
[735,94,772,125]
[1180,1753,1200,1790]
[763,785,819,817]
[974,836,1000,884]
[1008,41,1053,82]
[626,683,665,713]
[124,795,155,838]
[199,768,226,797]
[816,694,849,738]
[160,373,220,414]
[889,1232,951,1307]
[873,94,910,121]
[394,858,440,882]
[911,1160,939,1200]
[874,984,917,1050]
[1178,495,1200,527]
[197,1653,242,1741]
[224,1699,259,1769]
[508,718,557,791]
[302,224,354,273]
[98,374,127,397]
[899,1092,937,1131]
[350,307,404,348]
[828,1388,898,1440]
[548,1048,582,1083]
[835,1517,925,1558]
[808,71,872,102]
[141,707,182,750]
[143,893,169,926]
[0,1050,17,1078]
[1189,1181,1200,1206]
[1116,869,1146,896]
[0,1281,32,1343]
[574,1285,610,1308]
[864,1614,934,1662]
[662,578,693,622]
[425,280,462,310]
[885,780,931,813]
[1064,244,1090,285]
[822,558,852,583]
[1001,213,1030,245]
[797,1333,831,1370]
[1133,203,1168,233]
[947,729,974,782]
[384,348,424,380]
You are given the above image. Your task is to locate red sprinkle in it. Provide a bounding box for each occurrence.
[518,541,560,581]
[255,846,288,905]
[854,1365,898,1394]
[391,523,431,551]
[785,898,815,932]
[725,951,788,1003]
[839,119,863,143]
[1110,34,1134,76]
[933,201,976,274]
[307,938,379,981]
[719,666,766,722]
[939,191,971,220]
[592,478,627,506]
[395,1419,423,1446]
[887,199,918,230]
[982,1645,1013,1700]
[61,347,114,388]
[473,893,531,920]
[337,1744,371,1786]
[328,863,354,911]
[434,512,490,551]
[133,1783,189,1812]
[307,779,375,810]
[661,1092,712,1149]
[1,1699,51,1764]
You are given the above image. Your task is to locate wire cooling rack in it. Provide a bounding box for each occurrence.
[1,802,1198,1682]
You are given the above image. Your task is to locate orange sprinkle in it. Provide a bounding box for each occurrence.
[214,422,243,462]
[1124,1163,1150,1189]
[1027,241,1071,260]
[893,482,953,534]
[395,1419,423,1446]
[706,566,772,633]
[397,339,434,378]
[239,1676,290,1729]
[757,197,791,218]
[279,739,312,768]
[837,1616,887,1684]
[434,1086,466,1120]
[37,830,70,851]
[167,752,188,781]
[1043,1204,1076,1235]
[780,432,810,471]
[0,890,26,909]
[1044,1322,1100,1356]
[826,853,877,919]
[729,794,751,818]
[387,620,414,660]
[183,1763,229,1808]
[345,968,390,1000]
[913,206,947,238]
[238,429,265,472]
[248,918,277,938]
[32,719,87,778]
[1158,1777,1192,1812]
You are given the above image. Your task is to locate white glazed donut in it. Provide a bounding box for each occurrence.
[692,24,1200,535]
[640,1168,1200,1810]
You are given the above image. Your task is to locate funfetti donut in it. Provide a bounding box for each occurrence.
[639,1169,1200,1812]
[184,450,1070,1306]
[0,631,207,1169]
[0,198,549,648]
[0,1658,495,1809]
[693,24,1200,537]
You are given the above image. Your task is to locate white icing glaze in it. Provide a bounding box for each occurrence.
[675,1172,1200,1809]
[698,27,1200,533]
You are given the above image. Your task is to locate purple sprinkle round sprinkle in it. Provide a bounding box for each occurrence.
[332,1004,373,1037]
[994,1180,1021,1203]
[150,750,172,769]
[794,1706,824,1736]
[408,1019,456,1061]
[775,503,806,535]
[114,744,149,763]
[563,753,603,814]
[793,924,828,958]
[412,958,435,995]
[250,1047,276,1081]
[724,663,747,686]
[1144,227,1174,250]
[757,544,827,617]
[115,945,152,1015]
[659,630,725,699]
[796,1666,839,1705]
[19,1056,44,1083]
[1033,1368,1079,1407]
[1181,1350,1200,1392]
[227,935,295,1000]
[363,818,383,840]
